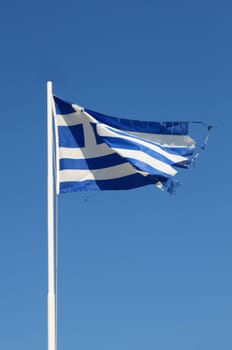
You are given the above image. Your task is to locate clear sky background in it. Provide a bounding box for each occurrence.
[0,1,231,349]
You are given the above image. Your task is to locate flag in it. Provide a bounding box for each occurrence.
[53,96,204,194]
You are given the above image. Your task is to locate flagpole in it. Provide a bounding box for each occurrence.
[47,81,56,350]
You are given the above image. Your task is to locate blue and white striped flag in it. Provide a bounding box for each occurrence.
[53,96,205,194]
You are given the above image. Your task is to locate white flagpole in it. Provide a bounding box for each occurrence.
[47,81,56,350]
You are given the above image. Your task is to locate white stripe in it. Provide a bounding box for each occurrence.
[59,163,138,182]
[83,109,195,150]
[113,148,177,176]
[59,144,115,159]
[129,132,195,148]
[55,112,82,126]
[82,119,98,149]
[97,124,187,164]
[55,109,96,126]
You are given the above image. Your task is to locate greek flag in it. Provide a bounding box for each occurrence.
[53,96,200,194]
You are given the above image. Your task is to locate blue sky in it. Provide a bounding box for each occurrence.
[0,1,231,349]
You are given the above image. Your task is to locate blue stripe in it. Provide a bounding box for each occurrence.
[102,126,194,157]
[168,147,194,157]
[54,96,76,114]
[60,153,127,170]
[101,126,194,156]
[125,157,174,176]
[58,124,85,148]
[101,136,186,167]
[85,109,188,135]
[59,173,169,192]
[90,123,104,144]
[54,97,189,135]
[104,136,194,162]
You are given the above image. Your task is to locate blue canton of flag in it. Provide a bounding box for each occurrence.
[53,96,202,195]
